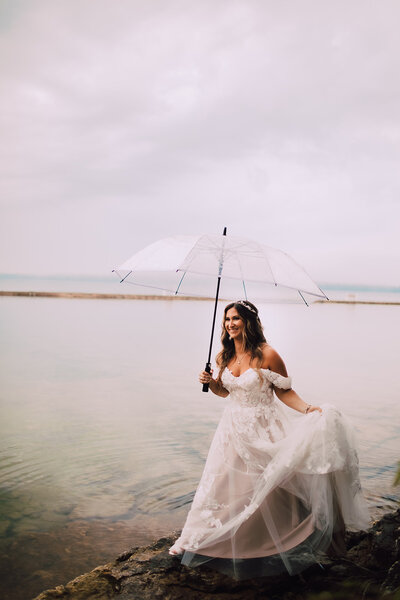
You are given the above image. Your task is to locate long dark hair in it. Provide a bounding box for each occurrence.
[216,300,267,380]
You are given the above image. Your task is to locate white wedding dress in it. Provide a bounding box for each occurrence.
[170,367,370,579]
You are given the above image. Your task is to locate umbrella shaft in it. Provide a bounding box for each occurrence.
[203,226,226,393]
[206,275,222,364]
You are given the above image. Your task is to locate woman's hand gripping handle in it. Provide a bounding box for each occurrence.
[201,363,213,392]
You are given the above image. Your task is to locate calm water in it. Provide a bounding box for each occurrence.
[0,289,399,599]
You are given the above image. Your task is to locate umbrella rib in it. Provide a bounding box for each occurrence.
[259,251,277,286]
[175,271,187,295]
[230,246,248,300]
[242,280,248,300]
[318,286,329,300]
[298,290,309,306]
[118,270,133,283]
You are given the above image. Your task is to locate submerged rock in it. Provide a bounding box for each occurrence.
[33,509,400,600]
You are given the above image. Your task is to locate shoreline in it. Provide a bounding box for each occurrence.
[33,509,400,599]
[0,290,214,301]
[1,290,400,305]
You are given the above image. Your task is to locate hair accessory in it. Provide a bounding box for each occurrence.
[236,300,257,315]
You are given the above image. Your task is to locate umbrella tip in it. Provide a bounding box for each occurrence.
[223,227,227,236]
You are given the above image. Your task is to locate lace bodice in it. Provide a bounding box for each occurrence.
[221,368,292,408]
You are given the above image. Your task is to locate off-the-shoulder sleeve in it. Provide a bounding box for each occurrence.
[263,369,292,390]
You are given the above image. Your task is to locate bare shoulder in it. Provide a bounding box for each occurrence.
[259,344,288,377]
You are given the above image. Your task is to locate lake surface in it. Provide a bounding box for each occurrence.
[0,291,399,599]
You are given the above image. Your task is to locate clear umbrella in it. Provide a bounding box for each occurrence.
[113,228,328,391]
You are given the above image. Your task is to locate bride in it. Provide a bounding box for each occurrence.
[169,300,370,580]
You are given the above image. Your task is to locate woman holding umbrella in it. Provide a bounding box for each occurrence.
[169,300,369,580]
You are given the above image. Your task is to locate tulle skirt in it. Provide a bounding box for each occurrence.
[172,401,370,580]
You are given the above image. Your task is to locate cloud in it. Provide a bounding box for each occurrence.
[0,0,399,284]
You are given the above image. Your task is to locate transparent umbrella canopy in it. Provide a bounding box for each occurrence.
[113,228,328,391]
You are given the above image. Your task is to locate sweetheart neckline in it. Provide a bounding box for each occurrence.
[226,367,254,379]
[226,367,286,379]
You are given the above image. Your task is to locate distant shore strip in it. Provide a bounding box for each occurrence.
[0,290,399,305]
[0,290,215,301]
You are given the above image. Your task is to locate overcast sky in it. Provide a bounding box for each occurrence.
[0,0,399,286]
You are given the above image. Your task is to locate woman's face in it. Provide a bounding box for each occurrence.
[225,307,245,340]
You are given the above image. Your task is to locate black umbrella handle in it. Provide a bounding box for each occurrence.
[202,362,212,393]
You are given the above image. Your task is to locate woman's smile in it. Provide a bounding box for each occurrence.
[225,307,244,338]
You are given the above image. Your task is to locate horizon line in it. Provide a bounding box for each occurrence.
[0,272,399,292]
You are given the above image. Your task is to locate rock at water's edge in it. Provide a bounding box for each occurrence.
[33,509,400,600]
